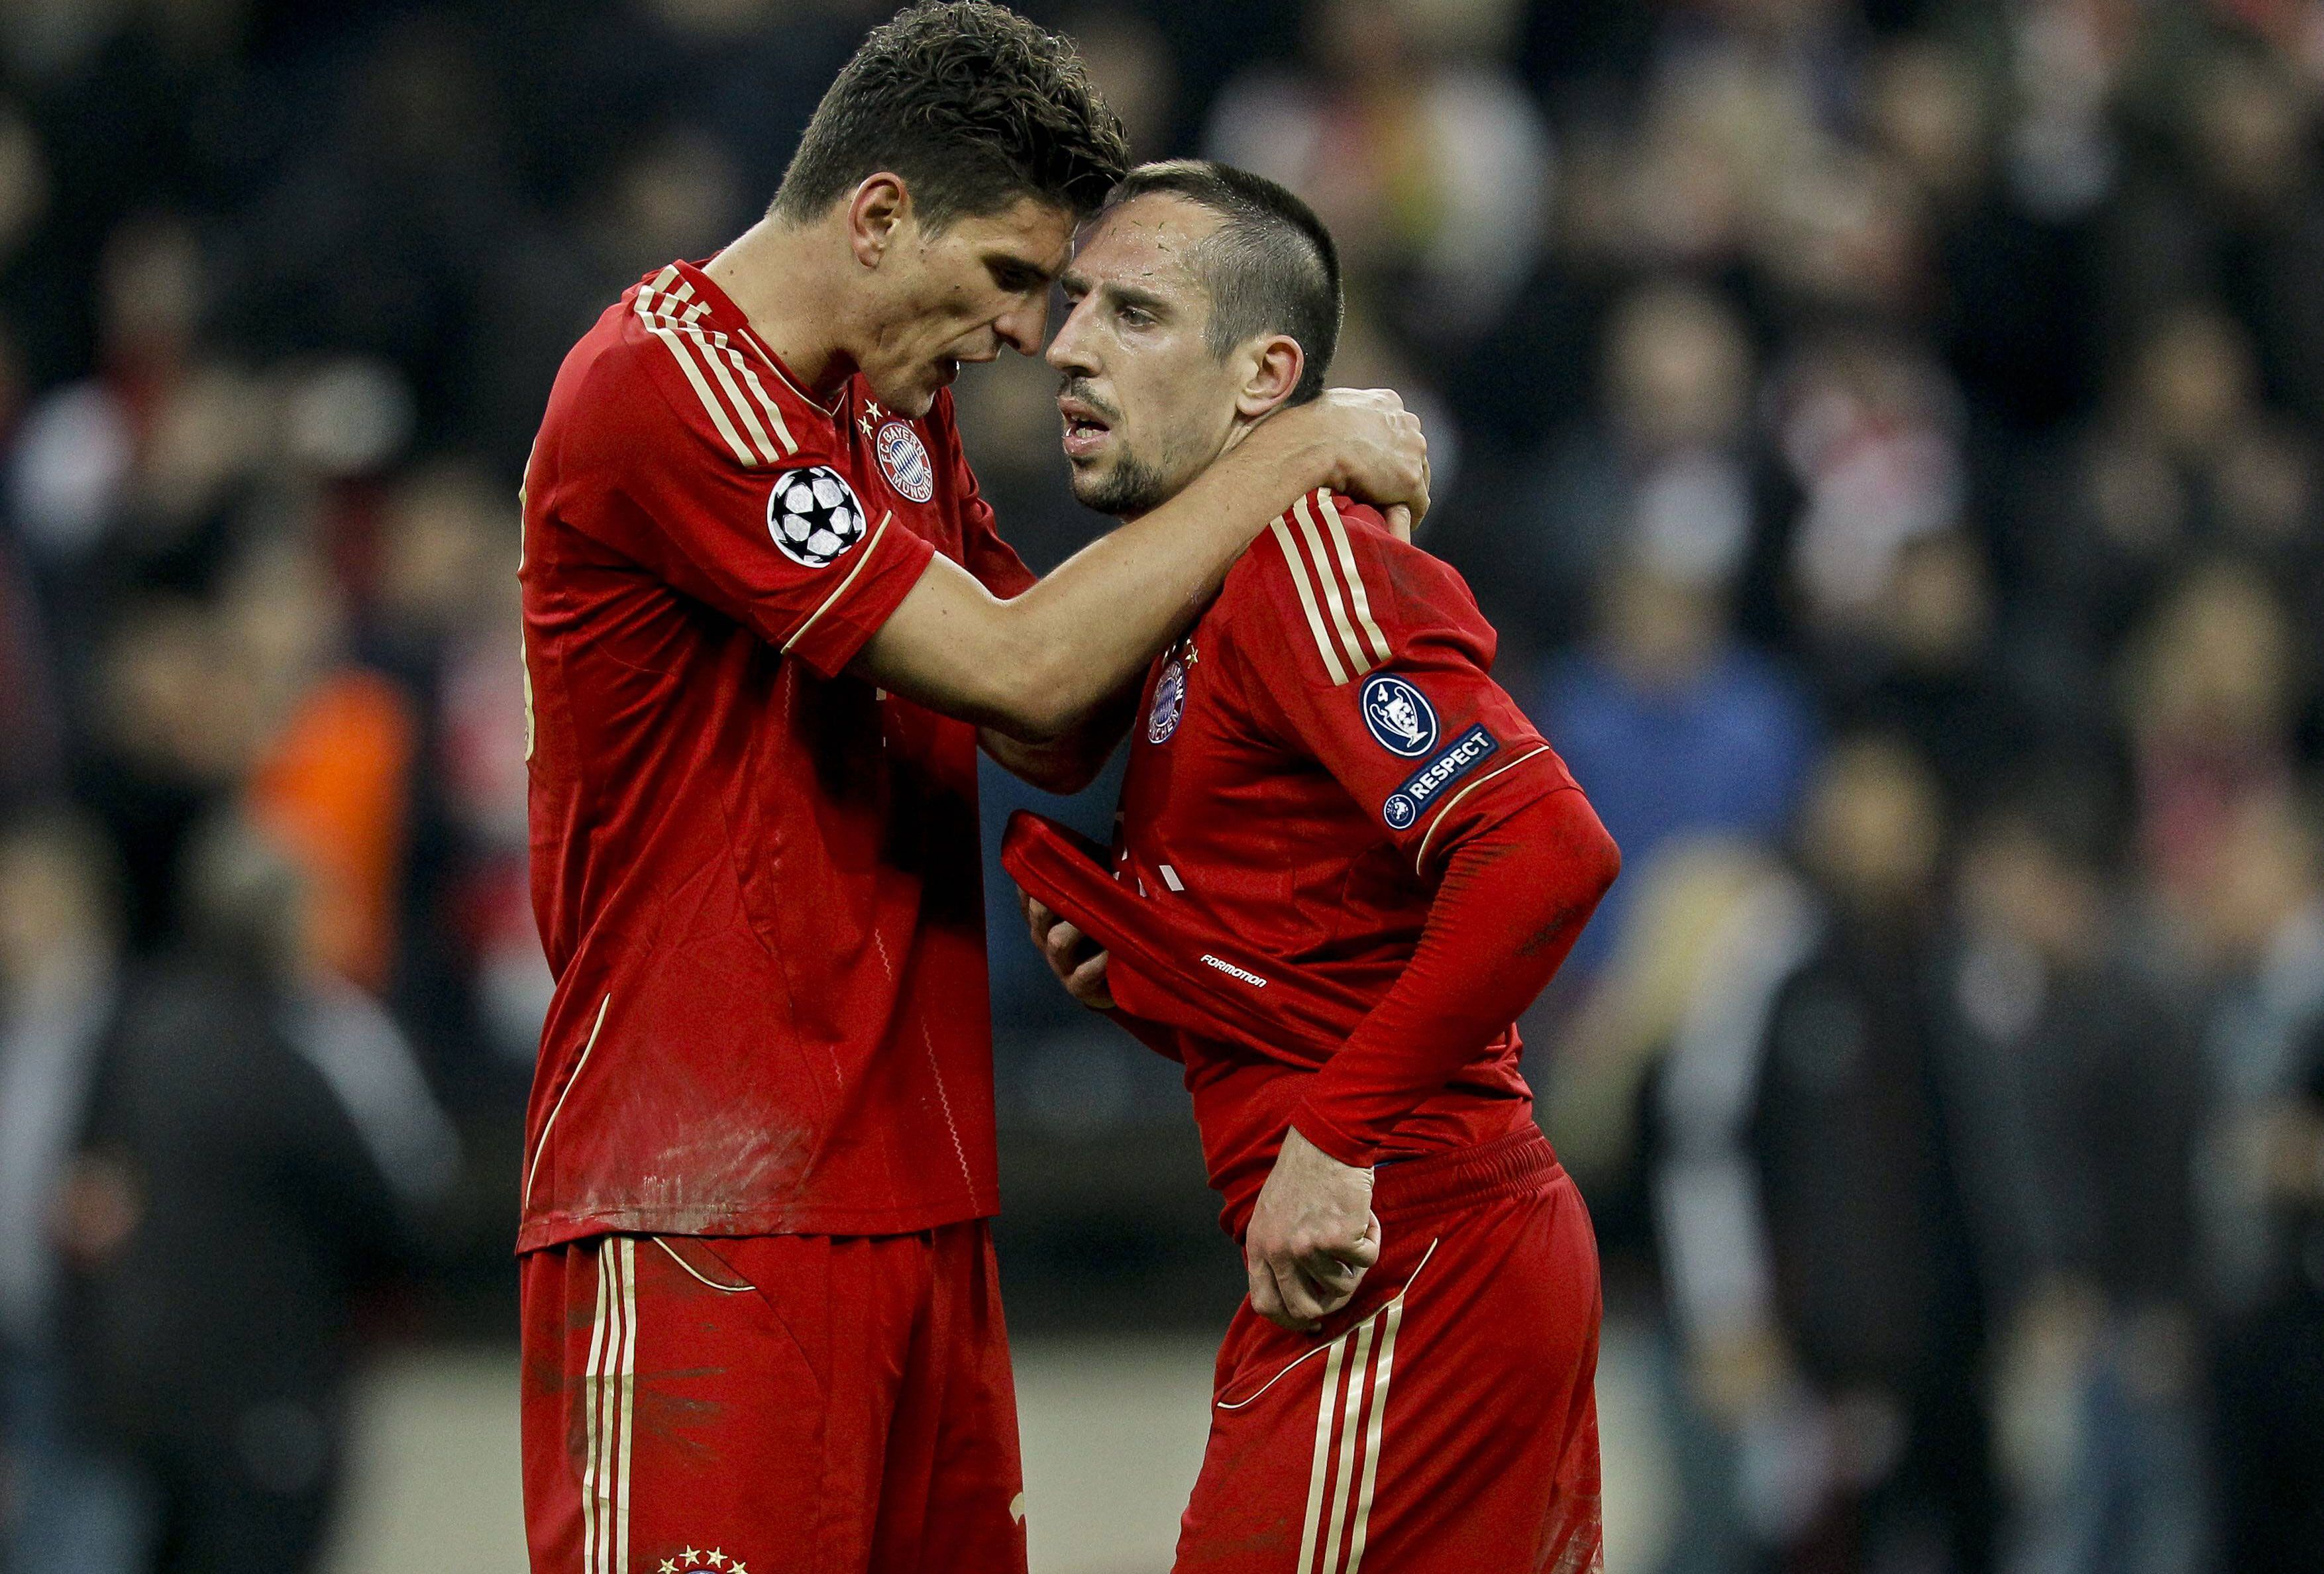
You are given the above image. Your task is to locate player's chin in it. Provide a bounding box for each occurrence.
[887,385,940,420]
[1063,460,1111,508]
[909,355,963,409]
[871,370,945,421]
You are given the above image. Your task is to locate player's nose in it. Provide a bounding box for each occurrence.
[996,293,1049,357]
[1046,305,1098,377]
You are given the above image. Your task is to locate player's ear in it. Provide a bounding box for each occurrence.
[1234,335,1304,421]
[847,174,909,270]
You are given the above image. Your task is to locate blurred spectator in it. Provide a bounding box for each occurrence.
[2118,558,2301,932]
[1867,38,2097,435]
[0,525,61,810]
[73,592,250,951]
[2101,48,2324,429]
[1536,541,1817,976]
[2185,790,2324,1573]
[228,529,418,996]
[6,212,257,587]
[1518,278,1766,647]
[1935,764,2209,1574]
[1654,735,1991,1574]
[1206,0,1554,350]
[368,459,543,1075]
[1830,528,2041,815]
[0,808,143,1574]
[1767,331,1968,645]
[1063,6,1181,156]
[57,813,456,1574]
[2031,305,2317,687]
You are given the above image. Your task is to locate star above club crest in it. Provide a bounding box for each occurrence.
[864,399,884,423]
[664,1550,737,1573]
[857,411,878,438]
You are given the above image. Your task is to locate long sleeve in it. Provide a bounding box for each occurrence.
[1287,784,1619,1167]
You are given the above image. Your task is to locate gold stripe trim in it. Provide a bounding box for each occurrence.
[1318,494,1394,666]
[1267,517,1348,685]
[634,270,757,467]
[1320,1318,1377,1574]
[1294,494,1373,677]
[1341,1296,1406,1574]
[523,992,611,1210]
[1410,745,1554,870]
[1296,1334,1349,1574]
[1212,1239,1443,1414]
[613,1238,637,1574]
[668,280,796,458]
[580,1244,609,1574]
[650,1236,755,1294]
[664,280,783,464]
[782,511,895,655]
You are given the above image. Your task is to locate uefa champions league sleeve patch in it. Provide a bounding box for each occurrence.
[1381,724,1499,831]
[766,466,869,568]
[1360,673,1440,758]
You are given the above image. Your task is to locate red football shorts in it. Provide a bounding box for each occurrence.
[519,1222,1026,1574]
[1177,1129,1604,1574]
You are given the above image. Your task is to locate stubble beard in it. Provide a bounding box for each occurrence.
[1071,449,1177,519]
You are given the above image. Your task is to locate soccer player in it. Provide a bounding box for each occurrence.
[1014,161,1619,1573]
[513,7,1427,1573]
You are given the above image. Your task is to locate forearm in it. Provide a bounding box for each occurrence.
[980,682,1138,793]
[857,423,1332,739]
[1289,787,1619,1166]
[982,430,1330,733]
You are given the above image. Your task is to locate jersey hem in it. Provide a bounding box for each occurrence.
[514,1197,993,1255]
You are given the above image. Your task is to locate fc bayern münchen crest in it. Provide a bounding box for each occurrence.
[874,420,935,503]
[1361,673,1439,758]
[766,465,868,568]
[1147,657,1187,743]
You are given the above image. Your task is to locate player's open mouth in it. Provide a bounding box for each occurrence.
[1059,395,1113,460]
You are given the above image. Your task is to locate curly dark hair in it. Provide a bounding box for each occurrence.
[770,1,1129,229]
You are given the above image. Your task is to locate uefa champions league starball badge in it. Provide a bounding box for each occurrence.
[874,420,935,503]
[1147,656,1187,743]
[1361,672,1439,757]
[766,466,869,568]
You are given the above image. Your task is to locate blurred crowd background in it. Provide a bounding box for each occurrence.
[1,0,2321,1571]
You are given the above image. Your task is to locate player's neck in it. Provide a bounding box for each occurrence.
[704,216,862,401]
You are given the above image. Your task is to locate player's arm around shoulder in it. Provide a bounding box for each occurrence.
[855,390,1428,745]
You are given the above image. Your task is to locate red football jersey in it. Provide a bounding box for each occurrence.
[1112,490,1579,1235]
[516,260,1033,1250]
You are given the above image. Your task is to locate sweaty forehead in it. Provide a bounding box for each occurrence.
[1069,193,1225,295]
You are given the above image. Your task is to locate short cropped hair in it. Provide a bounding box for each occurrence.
[1101,160,1343,405]
[772,2,1129,229]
